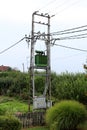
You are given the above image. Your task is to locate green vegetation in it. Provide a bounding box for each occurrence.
[46,100,87,130]
[0,116,22,130]
[0,71,87,130]
[51,72,87,105]
[0,96,29,114]
[0,71,29,100]
[0,97,22,130]
[22,125,87,130]
[0,71,87,105]
[22,127,49,130]
[78,121,87,130]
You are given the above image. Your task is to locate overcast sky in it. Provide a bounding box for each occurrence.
[0,0,87,73]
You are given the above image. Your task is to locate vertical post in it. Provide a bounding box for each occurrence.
[47,15,51,102]
[22,63,25,73]
[29,13,35,110]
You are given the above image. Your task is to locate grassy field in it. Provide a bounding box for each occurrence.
[0,96,29,114]
[22,126,49,130]
[0,96,87,130]
[21,120,87,130]
[21,121,87,130]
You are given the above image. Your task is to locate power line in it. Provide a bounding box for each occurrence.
[51,0,81,17]
[36,0,81,19]
[51,24,87,35]
[57,33,87,40]
[38,0,80,19]
[38,0,57,12]
[53,52,86,60]
[50,24,87,40]
[60,36,87,40]
[44,0,69,15]
[0,37,25,55]
[1,24,87,55]
[54,43,87,52]
[52,28,87,36]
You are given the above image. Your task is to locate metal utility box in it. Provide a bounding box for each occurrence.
[47,100,52,108]
[35,51,47,67]
[33,96,46,109]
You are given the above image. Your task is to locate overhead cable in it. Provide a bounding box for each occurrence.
[51,0,81,17]
[54,43,87,52]
[57,33,87,40]
[0,37,25,55]
[51,24,87,35]
[52,28,87,36]
[53,35,87,41]
[43,0,69,15]
[60,36,87,40]
[38,0,57,12]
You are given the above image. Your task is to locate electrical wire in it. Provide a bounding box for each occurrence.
[51,0,81,17]
[38,0,57,12]
[53,52,86,60]
[37,0,80,19]
[38,0,80,18]
[54,43,87,52]
[42,0,69,15]
[60,36,87,40]
[56,33,87,40]
[52,28,87,36]
[0,37,25,55]
[51,24,87,35]
[1,26,87,55]
[50,24,87,40]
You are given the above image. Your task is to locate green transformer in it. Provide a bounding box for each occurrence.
[35,50,47,67]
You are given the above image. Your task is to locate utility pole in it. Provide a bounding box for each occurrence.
[22,63,25,73]
[29,11,52,110]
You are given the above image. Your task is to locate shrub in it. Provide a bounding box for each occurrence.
[51,73,87,105]
[0,115,22,130]
[0,108,6,115]
[46,100,87,130]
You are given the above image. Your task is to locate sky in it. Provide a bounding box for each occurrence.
[0,0,87,73]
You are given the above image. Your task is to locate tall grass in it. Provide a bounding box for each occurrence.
[22,127,49,130]
[46,100,87,130]
[0,96,29,114]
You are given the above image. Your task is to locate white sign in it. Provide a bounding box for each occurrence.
[33,96,46,109]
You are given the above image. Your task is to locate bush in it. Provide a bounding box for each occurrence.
[0,108,6,115]
[51,73,87,105]
[46,100,87,130]
[0,115,22,130]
